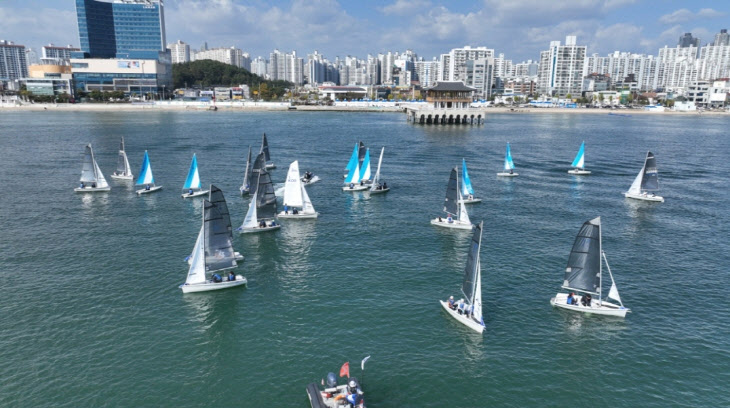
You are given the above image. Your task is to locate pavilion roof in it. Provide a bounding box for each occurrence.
[426,81,476,92]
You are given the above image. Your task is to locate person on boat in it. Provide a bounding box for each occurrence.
[509,169,513,175]
[228,271,235,281]
[189,188,194,195]
[283,204,289,215]
[468,194,474,201]
[581,294,592,307]
[80,182,85,188]
[349,183,355,189]
[360,180,364,186]
[292,208,298,215]
[457,299,465,315]
[383,182,388,189]
[345,379,363,407]
[465,303,473,318]
[212,273,222,283]
[438,216,443,222]
[447,215,453,223]
[448,296,456,310]
[567,293,576,305]
[145,184,151,190]
[92,182,96,188]
[259,220,266,228]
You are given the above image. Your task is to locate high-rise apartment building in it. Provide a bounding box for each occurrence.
[414,59,440,88]
[714,29,729,46]
[538,36,586,97]
[514,60,539,77]
[268,49,303,85]
[251,56,268,79]
[438,46,495,84]
[194,46,243,67]
[678,33,700,49]
[465,57,494,99]
[41,44,81,65]
[0,40,29,80]
[168,40,190,64]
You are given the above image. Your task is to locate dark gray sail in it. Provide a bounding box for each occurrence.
[203,200,237,272]
[562,217,601,295]
[261,133,271,161]
[640,151,659,191]
[248,152,266,194]
[242,146,252,188]
[461,221,483,304]
[80,144,97,182]
[256,169,277,219]
[208,185,231,232]
[358,141,366,163]
[115,137,127,174]
[443,167,459,215]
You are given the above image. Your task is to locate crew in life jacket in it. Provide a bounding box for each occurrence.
[212,273,222,283]
[345,378,363,407]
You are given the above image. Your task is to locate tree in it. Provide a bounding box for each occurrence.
[566,93,572,100]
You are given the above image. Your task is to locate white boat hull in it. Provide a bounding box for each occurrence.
[550,293,629,317]
[180,276,247,293]
[240,187,250,195]
[74,186,110,193]
[497,172,519,177]
[439,300,484,333]
[265,163,276,170]
[568,169,591,175]
[460,197,482,204]
[181,189,210,198]
[110,174,134,180]
[430,218,473,230]
[137,186,163,195]
[369,187,390,195]
[237,224,281,234]
[234,252,244,262]
[301,176,321,185]
[624,192,664,202]
[278,211,319,219]
[342,184,370,192]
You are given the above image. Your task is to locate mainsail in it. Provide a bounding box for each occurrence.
[209,185,232,232]
[256,168,277,219]
[461,221,484,323]
[183,153,202,191]
[641,151,659,191]
[283,160,304,208]
[203,200,237,272]
[241,146,252,191]
[571,141,586,169]
[80,144,97,183]
[248,152,266,194]
[345,143,359,173]
[461,158,475,196]
[261,133,271,161]
[136,151,155,186]
[443,167,459,216]
[344,151,361,184]
[358,141,366,163]
[504,143,515,171]
[115,137,132,176]
[562,217,601,295]
[370,147,385,190]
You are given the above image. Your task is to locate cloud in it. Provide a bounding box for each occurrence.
[0,6,77,51]
[378,0,432,16]
[659,8,725,24]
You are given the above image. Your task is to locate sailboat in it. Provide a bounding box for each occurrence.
[261,133,276,169]
[236,168,281,233]
[343,147,371,191]
[550,217,630,317]
[110,137,133,180]
[369,147,390,194]
[460,158,481,203]
[239,146,252,195]
[245,152,266,198]
[135,150,162,195]
[75,143,110,192]
[431,167,473,230]
[279,160,319,219]
[186,185,245,264]
[440,221,485,333]
[497,142,519,177]
[624,151,664,202]
[568,141,591,175]
[179,199,247,293]
[181,153,209,198]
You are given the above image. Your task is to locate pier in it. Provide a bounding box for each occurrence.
[406,81,486,125]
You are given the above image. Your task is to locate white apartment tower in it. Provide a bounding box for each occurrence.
[194,46,242,67]
[415,59,440,88]
[538,36,586,97]
[0,40,29,80]
[438,46,495,84]
[167,40,190,64]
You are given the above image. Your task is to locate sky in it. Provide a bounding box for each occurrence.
[1,0,728,62]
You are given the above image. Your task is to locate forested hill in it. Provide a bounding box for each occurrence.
[172,60,292,100]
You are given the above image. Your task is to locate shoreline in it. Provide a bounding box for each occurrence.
[1,102,727,116]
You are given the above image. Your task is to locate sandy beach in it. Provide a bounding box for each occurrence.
[1,100,727,116]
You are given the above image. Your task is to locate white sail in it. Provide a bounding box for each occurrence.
[359,149,371,181]
[283,161,304,208]
[627,166,644,195]
[301,182,316,214]
[370,147,384,189]
[608,281,621,303]
[472,258,483,324]
[122,151,132,176]
[241,192,259,229]
[185,227,206,285]
[457,189,471,225]
[93,159,109,188]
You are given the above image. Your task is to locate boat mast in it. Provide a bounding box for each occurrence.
[598,218,603,306]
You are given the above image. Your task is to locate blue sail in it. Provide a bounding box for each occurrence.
[571,141,586,168]
[136,150,154,185]
[345,143,358,172]
[183,153,201,190]
[462,158,474,196]
[504,143,515,170]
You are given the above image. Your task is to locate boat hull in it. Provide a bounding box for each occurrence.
[460,197,482,204]
[497,172,519,177]
[74,186,110,192]
[550,293,629,317]
[430,218,473,230]
[278,211,319,219]
[369,187,390,195]
[137,186,163,195]
[180,276,247,293]
[240,187,250,196]
[181,189,210,198]
[301,176,321,185]
[439,300,484,333]
[237,224,282,234]
[110,174,134,180]
[265,163,276,170]
[624,192,664,202]
[568,169,591,175]
[342,184,370,192]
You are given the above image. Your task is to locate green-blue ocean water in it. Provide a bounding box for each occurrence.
[0,110,728,407]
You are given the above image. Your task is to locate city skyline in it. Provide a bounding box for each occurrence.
[2,0,728,62]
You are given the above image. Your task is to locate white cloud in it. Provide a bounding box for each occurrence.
[0,6,77,51]
[659,8,725,24]
[379,0,432,16]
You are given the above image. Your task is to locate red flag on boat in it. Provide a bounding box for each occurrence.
[339,362,350,378]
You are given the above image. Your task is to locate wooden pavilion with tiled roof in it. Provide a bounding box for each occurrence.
[406,81,486,125]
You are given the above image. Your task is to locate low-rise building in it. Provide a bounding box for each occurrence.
[71,58,172,96]
[318,85,367,101]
